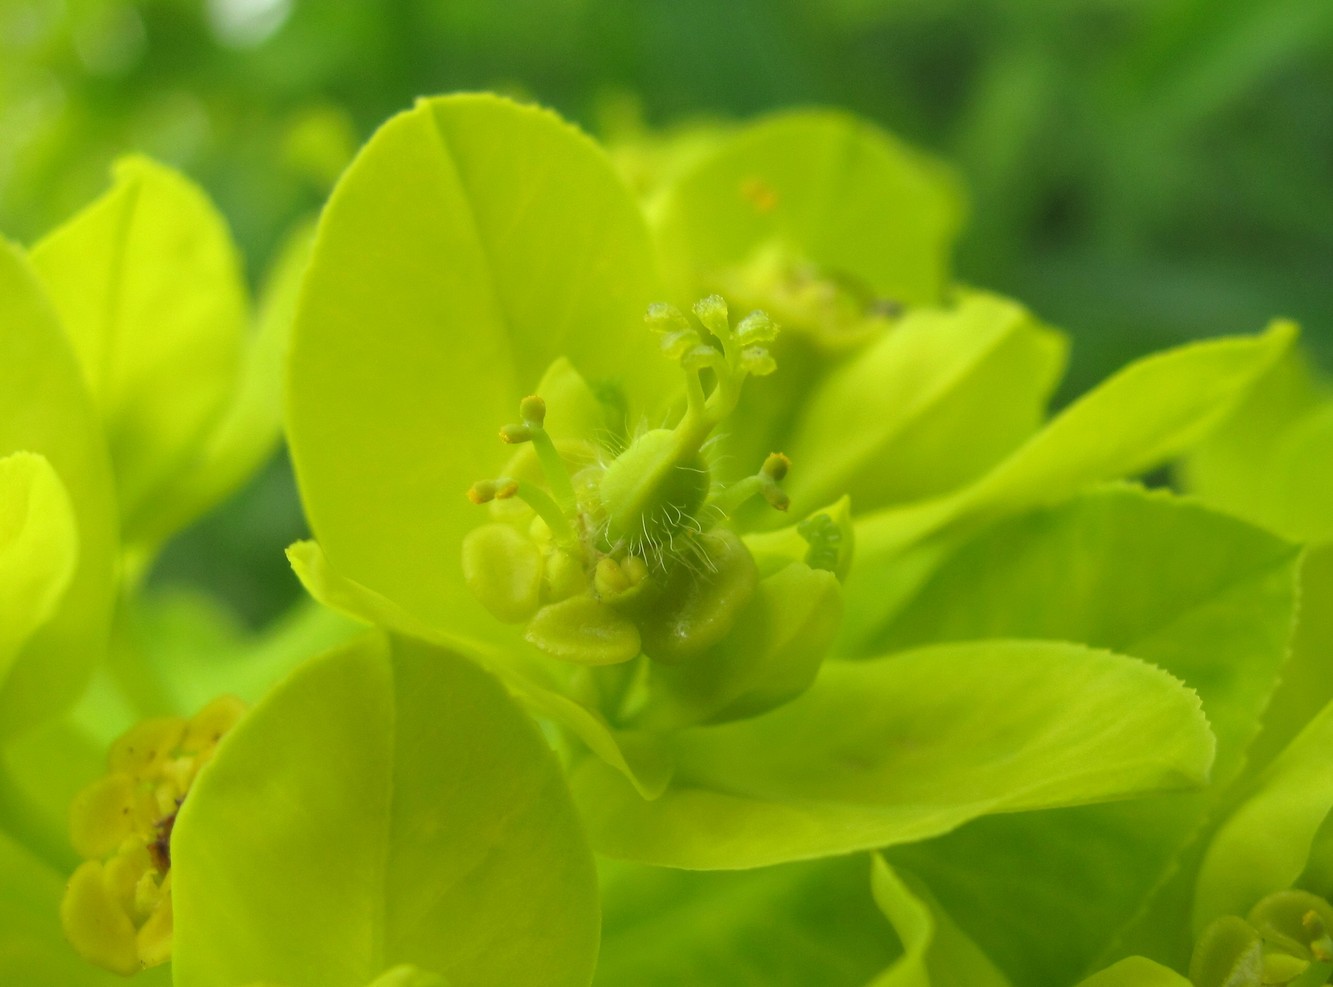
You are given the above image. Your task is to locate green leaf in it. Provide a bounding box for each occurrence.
[122,219,315,562]
[1194,698,1333,930]
[1246,543,1333,773]
[876,486,1298,783]
[1251,405,1333,544]
[287,93,667,651]
[845,321,1295,644]
[867,856,1010,987]
[930,322,1293,519]
[0,453,78,679]
[571,639,1214,869]
[172,632,600,987]
[29,156,248,541]
[0,238,118,738]
[653,108,963,306]
[1181,337,1333,543]
[878,487,1298,984]
[594,856,895,987]
[784,291,1066,515]
[1073,958,1192,987]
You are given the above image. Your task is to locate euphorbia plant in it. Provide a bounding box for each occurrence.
[1,91,1324,987]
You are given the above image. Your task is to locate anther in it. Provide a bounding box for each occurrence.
[519,394,546,427]
[467,478,519,504]
[470,477,573,545]
[762,452,789,482]
[495,394,577,511]
[708,452,792,516]
[760,454,791,509]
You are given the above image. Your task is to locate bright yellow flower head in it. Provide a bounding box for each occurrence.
[61,695,246,975]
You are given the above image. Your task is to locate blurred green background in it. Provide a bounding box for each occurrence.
[4,0,1331,624]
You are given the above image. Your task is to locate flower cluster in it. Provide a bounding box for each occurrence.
[462,295,848,727]
[61,696,246,974]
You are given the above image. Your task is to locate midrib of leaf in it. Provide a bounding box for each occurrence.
[430,101,632,399]
[423,105,524,404]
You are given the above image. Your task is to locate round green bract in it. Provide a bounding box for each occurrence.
[172,632,600,987]
[653,109,963,306]
[287,93,669,647]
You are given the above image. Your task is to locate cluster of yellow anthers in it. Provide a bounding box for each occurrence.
[61,695,246,975]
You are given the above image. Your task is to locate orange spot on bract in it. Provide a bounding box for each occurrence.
[741,177,778,214]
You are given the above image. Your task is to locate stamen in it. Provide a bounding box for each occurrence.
[470,477,575,547]
[467,478,519,504]
[708,452,791,516]
[498,395,577,511]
